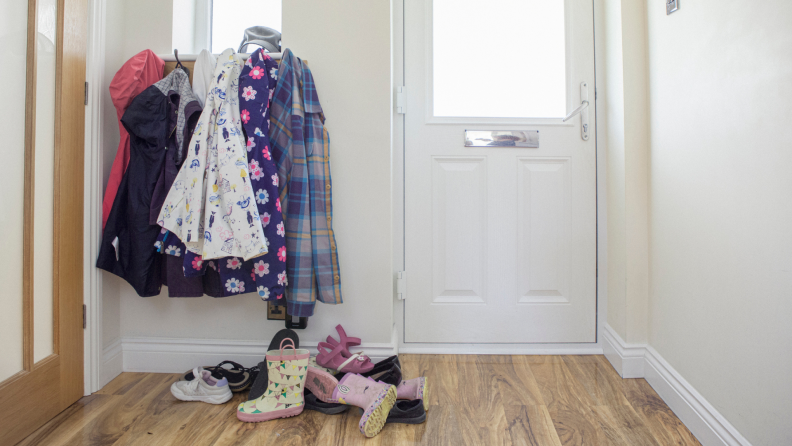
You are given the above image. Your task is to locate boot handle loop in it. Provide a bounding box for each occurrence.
[279,338,297,357]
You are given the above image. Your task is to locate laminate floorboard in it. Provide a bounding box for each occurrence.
[20,355,701,446]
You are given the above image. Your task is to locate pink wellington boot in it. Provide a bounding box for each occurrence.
[332,374,397,437]
[396,377,429,411]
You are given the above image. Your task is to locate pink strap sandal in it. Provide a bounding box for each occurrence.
[326,324,362,350]
[325,325,373,364]
[315,341,374,373]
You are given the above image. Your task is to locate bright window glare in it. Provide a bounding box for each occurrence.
[433,0,566,118]
[211,0,282,54]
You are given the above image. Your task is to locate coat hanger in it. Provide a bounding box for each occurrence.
[174,49,190,77]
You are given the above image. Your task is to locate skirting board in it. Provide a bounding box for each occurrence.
[121,337,397,374]
[399,344,603,355]
[601,323,646,378]
[602,324,751,446]
[101,337,123,389]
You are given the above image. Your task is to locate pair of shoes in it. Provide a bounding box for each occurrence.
[171,366,233,404]
[304,364,398,436]
[305,362,425,432]
[333,372,397,437]
[179,360,255,392]
[312,326,429,415]
[237,338,310,422]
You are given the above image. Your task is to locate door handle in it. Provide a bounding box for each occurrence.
[562,100,589,122]
[562,82,590,141]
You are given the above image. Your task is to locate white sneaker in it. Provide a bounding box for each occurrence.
[171,367,233,404]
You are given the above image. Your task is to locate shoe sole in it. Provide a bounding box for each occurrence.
[171,388,232,405]
[387,412,427,424]
[237,405,304,422]
[421,377,429,412]
[305,366,339,402]
[359,385,397,438]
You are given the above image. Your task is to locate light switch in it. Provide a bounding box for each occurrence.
[667,0,679,15]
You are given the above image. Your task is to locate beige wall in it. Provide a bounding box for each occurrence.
[100,0,394,347]
[603,0,650,344]
[645,1,792,444]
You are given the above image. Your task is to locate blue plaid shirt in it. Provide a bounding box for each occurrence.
[269,49,342,317]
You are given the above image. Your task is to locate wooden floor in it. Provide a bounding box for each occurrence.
[20,355,700,446]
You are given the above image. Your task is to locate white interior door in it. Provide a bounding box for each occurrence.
[404,0,597,343]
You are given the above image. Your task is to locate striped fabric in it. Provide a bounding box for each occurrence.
[269,49,342,317]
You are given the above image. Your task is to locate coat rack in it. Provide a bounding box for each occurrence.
[162,50,284,84]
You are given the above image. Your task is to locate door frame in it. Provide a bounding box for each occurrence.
[392,0,609,354]
[82,0,109,395]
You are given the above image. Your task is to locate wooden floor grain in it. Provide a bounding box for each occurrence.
[19,355,701,446]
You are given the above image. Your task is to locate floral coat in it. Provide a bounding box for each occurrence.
[157,50,286,299]
[156,49,267,261]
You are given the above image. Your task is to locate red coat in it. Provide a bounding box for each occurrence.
[102,50,164,229]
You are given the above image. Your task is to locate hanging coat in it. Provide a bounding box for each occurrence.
[269,49,342,317]
[166,49,287,299]
[102,50,164,230]
[157,49,268,261]
[97,68,205,297]
[148,67,224,298]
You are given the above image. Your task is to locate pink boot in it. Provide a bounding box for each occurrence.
[397,377,428,411]
[332,374,397,437]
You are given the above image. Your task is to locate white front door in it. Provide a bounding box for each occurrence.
[404,0,597,343]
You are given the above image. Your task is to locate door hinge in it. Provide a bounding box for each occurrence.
[396,271,407,300]
[82,304,86,329]
[395,86,406,114]
[84,82,89,105]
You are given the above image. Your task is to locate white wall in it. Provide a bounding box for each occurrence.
[100,0,394,356]
[602,0,651,344]
[645,1,792,445]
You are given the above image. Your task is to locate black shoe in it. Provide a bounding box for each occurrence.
[362,355,401,377]
[303,388,349,415]
[387,400,427,424]
[357,399,426,424]
[336,362,402,387]
[248,329,300,400]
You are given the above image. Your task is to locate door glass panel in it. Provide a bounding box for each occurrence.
[34,0,57,363]
[433,0,566,118]
[0,0,28,382]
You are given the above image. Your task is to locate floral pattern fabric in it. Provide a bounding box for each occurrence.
[156,49,268,261]
[156,49,286,299]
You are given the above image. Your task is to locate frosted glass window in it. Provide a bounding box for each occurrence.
[0,0,28,382]
[211,0,281,54]
[433,0,566,118]
[34,0,57,363]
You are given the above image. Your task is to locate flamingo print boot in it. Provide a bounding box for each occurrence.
[237,340,309,422]
[332,373,397,437]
